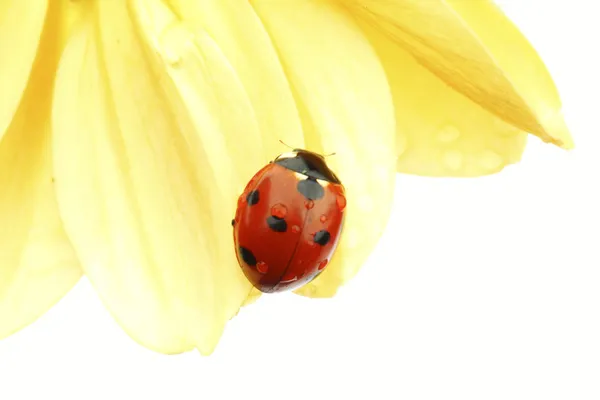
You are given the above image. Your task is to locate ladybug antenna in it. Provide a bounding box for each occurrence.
[278,139,295,150]
[323,151,337,158]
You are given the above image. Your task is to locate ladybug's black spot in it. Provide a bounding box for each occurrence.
[246,190,260,206]
[297,178,324,201]
[314,230,331,246]
[239,246,257,266]
[231,219,236,227]
[267,216,288,232]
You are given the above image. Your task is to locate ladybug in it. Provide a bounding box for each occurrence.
[232,149,346,293]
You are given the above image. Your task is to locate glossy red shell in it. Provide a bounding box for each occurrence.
[233,160,345,293]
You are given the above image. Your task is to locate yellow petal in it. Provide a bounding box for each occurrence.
[0,3,81,339]
[52,1,267,355]
[252,1,396,297]
[359,20,527,176]
[153,0,307,307]
[166,0,304,158]
[0,0,48,141]
[344,0,573,149]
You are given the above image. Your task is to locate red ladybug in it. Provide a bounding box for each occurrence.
[232,149,346,293]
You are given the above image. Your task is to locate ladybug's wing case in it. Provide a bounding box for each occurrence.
[272,180,345,292]
[233,165,310,292]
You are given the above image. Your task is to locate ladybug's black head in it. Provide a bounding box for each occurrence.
[274,149,341,184]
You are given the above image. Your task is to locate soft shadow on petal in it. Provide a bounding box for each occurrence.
[0,1,81,339]
[343,0,573,149]
[52,1,265,355]
[0,0,48,141]
[253,1,396,298]
[359,21,527,177]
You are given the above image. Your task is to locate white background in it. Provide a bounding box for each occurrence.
[1,2,599,399]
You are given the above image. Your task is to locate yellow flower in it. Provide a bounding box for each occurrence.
[0,0,572,355]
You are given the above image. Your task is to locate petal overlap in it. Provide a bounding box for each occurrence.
[0,1,81,339]
[52,0,281,354]
[253,1,396,297]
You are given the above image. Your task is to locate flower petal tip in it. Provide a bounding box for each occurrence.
[542,112,575,150]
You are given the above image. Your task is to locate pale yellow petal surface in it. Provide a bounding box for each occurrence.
[253,1,396,297]
[0,3,81,339]
[344,0,573,149]
[52,1,264,355]
[166,0,304,158]
[131,0,267,316]
[0,0,48,141]
[146,0,307,307]
[360,22,527,176]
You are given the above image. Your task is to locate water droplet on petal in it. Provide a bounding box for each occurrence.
[304,200,314,209]
[320,215,328,223]
[292,225,301,233]
[256,261,269,274]
[160,45,182,67]
[271,203,287,219]
[437,125,461,143]
[443,150,463,171]
[479,150,503,171]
